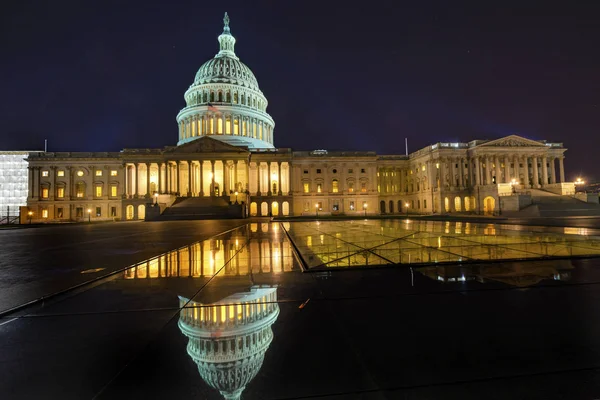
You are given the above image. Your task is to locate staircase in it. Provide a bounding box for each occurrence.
[154,196,243,220]
[518,189,600,217]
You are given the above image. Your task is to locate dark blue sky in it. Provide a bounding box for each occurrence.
[1,1,599,180]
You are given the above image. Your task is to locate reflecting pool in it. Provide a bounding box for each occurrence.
[283,220,600,269]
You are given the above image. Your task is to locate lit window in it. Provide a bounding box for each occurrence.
[350,201,355,211]
[422,165,426,171]
[361,183,367,192]
[95,170,102,177]
[317,183,322,193]
[57,208,63,218]
[41,188,49,198]
[42,171,49,177]
[77,171,84,177]
[96,207,101,217]
[57,187,65,198]
[332,179,339,193]
[303,183,309,193]
[111,185,118,197]
[95,186,102,197]
[110,170,118,176]
[348,182,354,193]
[42,208,48,218]
[57,170,64,177]
[436,163,440,169]
[76,183,85,198]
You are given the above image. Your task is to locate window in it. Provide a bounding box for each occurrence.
[303,170,308,174]
[95,186,102,197]
[361,182,367,192]
[42,170,48,177]
[418,200,421,209]
[76,207,83,218]
[95,207,101,217]
[316,169,322,174]
[317,183,322,193]
[57,187,65,198]
[41,187,49,199]
[332,179,339,193]
[110,206,117,217]
[332,202,339,211]
[332,169,337,174]
[316,202,323,211]
[350,201,355,211]
[348,182,354,193]
[111,185,118,197]
[42,208,48,218]
[57,170,64,177]
[422,165,426,171]
[57,208,63,218]
[348,169,353,174]
[424,199,427,209]
[303,183,310,193]
[360,168,366,173]
[95,170,102,177]
[76,183,85,198]
[77,171,84,177]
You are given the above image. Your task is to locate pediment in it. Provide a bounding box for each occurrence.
[479,135,545,148]
[165,137,249,154]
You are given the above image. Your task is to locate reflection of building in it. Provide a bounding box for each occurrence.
[178,287,279,400]
[418,262,573,287]
[123,223,295,279]
[22,13,572,222]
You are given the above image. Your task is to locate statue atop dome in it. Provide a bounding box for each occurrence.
[223,12,230,30]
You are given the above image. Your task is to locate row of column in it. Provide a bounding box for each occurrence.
[470,154,565,187]
[178,114,273,144]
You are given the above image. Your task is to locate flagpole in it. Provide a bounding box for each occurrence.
[405,138,408,156]
[44,139,47,152]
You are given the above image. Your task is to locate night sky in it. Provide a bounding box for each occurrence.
[2,1,599,181]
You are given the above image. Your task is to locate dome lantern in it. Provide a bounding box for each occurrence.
[216,12,237,60]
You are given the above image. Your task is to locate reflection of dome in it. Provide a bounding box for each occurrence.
[176,12,275,150]
[178,286,279,400]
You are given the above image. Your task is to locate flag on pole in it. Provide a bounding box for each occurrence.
[207,103,221,114]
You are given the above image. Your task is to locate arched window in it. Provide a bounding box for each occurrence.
[210,92,215,102]
[332,179,339,193]
[226,91,231,103]
[282,201,290,216]
[250,202,258,216]
[261,202,269,216]
[218,91,223,102]
[126,205,134,220]
[380,200,386,214]
[454,196,462,212]
[464,196,471,211]
[138,205,146,220]
[241,94,245,105]
[76,182,86,198]
[271,201,279,216]
[444,197,450,212]
[398,200,402,212]
[233,92,238,104]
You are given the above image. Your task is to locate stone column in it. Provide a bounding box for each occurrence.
[541,156,548,186]
[494,155,500,185]
[176,161,181,195]
[439,158,446,189]
[559,157,565,183]
[475,157,481,186]
[146,163,151,197]
[166,162,171,194]
[513,155,520,184]
[158,163,163,194]
[223,161,229,196]
[550,157,556,184]
[522,156,529,188]
[187,161,192,197]
[278,162,282,195]
[210,160,215,196]
[268,162,274,196]
[503,156,510,183]
[256,162,261,196]
[234,160,239,193]
[459,158,465,187]
[199,161,204,196]
[532,156,539,188]
[134,163,139,198]
[484,156,492,185]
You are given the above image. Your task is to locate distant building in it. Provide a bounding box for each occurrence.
[23,14,571,222]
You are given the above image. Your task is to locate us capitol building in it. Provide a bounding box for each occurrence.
[23,13,571,222]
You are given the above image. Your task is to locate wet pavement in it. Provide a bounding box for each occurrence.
[3,220,600,399]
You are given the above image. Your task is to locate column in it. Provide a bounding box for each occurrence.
[459,158,465,187]
[146,162,151,197]
[503,156,510,183]
[532,156,539,188]
[559,156,565,183]
[268,162,274,195]
[223,160,229,196]
[484,156,492,185]
[123,165,128,198]
[550,157,556,184]
[277,162,282,195]
[176,161,181,195]
[165,162,171,194]
[541,156,548,186]
[200,161,204,196]
[475,157,481,185]
[234,160,239,193]
[513,155,520,184]
[210,160,215,196]
[187,161,192,197]
[523,156,529,188]
[158,163,163,194]
[256,163,261,196]
[494,155,500,185]
[134,163,139,197]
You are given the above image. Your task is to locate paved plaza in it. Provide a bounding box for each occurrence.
[2,218,600,399]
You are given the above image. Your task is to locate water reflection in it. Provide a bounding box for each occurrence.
[179,287,279,400]
[284,220,600,269]
[123,223,296,279]
[417,261,573,287]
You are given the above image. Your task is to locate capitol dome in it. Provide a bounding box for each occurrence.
[176,13,275,150]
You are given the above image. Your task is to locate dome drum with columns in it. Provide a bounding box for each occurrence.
[177,13,275,150]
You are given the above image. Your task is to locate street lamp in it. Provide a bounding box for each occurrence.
[234,191,238,204]
[87,208,91,223]
[27,210,33,224]
[154,193,158,205]
[405,202,409,218]
[315,203,319,217]
[363,202,367,217]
